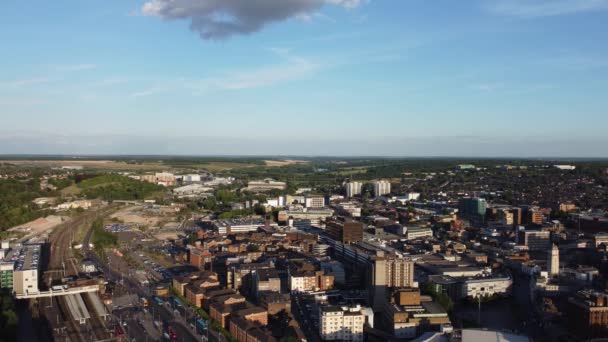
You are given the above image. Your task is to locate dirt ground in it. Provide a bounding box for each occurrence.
[110,206,164,227]
[10,215,66,241]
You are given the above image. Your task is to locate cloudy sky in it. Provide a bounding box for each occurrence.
[1,0,607,157]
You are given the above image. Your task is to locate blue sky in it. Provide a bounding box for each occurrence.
[1,0,607,156]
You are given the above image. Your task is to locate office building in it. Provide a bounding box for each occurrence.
[326,216,363,244]
[530,209,544,225]
[461,276,512,299]
[213,219,277,235]
[319,305,367,341]
[345,182,363,198]
[517,230,551,251]
[372,180,391,197]
[405,226,433,240]
[304,195,325,208]
[335,202,362,218]
[458,197,487,218]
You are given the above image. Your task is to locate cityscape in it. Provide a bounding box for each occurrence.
[2,1,608,341]
[0,158,608,342]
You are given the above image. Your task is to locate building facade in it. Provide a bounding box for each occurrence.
[372,180,391,197]
[319,305,366,341]
[345,182,363,198]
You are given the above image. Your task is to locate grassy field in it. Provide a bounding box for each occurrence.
[161,161,259,172]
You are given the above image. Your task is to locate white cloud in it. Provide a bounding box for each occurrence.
[141,0,363,39]
[486,0,608,17]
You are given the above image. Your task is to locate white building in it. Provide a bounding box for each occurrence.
[554,165,576,170]
[336,202,362,218]
[54,200,92,211]
[245,179,286,192]
[345,182,363,198]
[319,305,367,341]
[305,195,325,208]
[266,196,286,208]
[548,244,560,276]
[181,174,202,183]
[172,184,213,197]
[213,219,277,235]
[405,227,433,240]
[372,180,391,197]
[461,276,512,299]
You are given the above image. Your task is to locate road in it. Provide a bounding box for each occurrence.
[292,295,320,342]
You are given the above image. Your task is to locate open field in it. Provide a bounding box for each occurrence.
[264,159,309,166]
[1,159,166,171]
[161,160,260,171]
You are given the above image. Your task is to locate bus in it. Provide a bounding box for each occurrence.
[153,296,164,305]
[140,297,149,307]
[196,319,208,334]
[172,297,183,307]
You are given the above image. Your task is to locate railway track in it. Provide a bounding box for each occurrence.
[44,204,120,341]
[82,293,112,341]
[46,205,118,282]
[57,296,86,342]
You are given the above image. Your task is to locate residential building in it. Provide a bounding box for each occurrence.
[345,182,363,198]
[370,253,415,310]
[253,269,281,298]
[372,180,391,197]
[319,305,367,341]
[567,290,608,339]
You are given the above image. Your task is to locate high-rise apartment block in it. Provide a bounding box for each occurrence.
[345,182,363,198]
[372,180,391,197]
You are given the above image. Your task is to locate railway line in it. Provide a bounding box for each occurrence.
[42,204,120,341]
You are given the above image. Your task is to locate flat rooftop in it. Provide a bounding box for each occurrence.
[15,244,41,271]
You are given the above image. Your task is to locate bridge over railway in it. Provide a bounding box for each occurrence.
[15,285,100,299]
